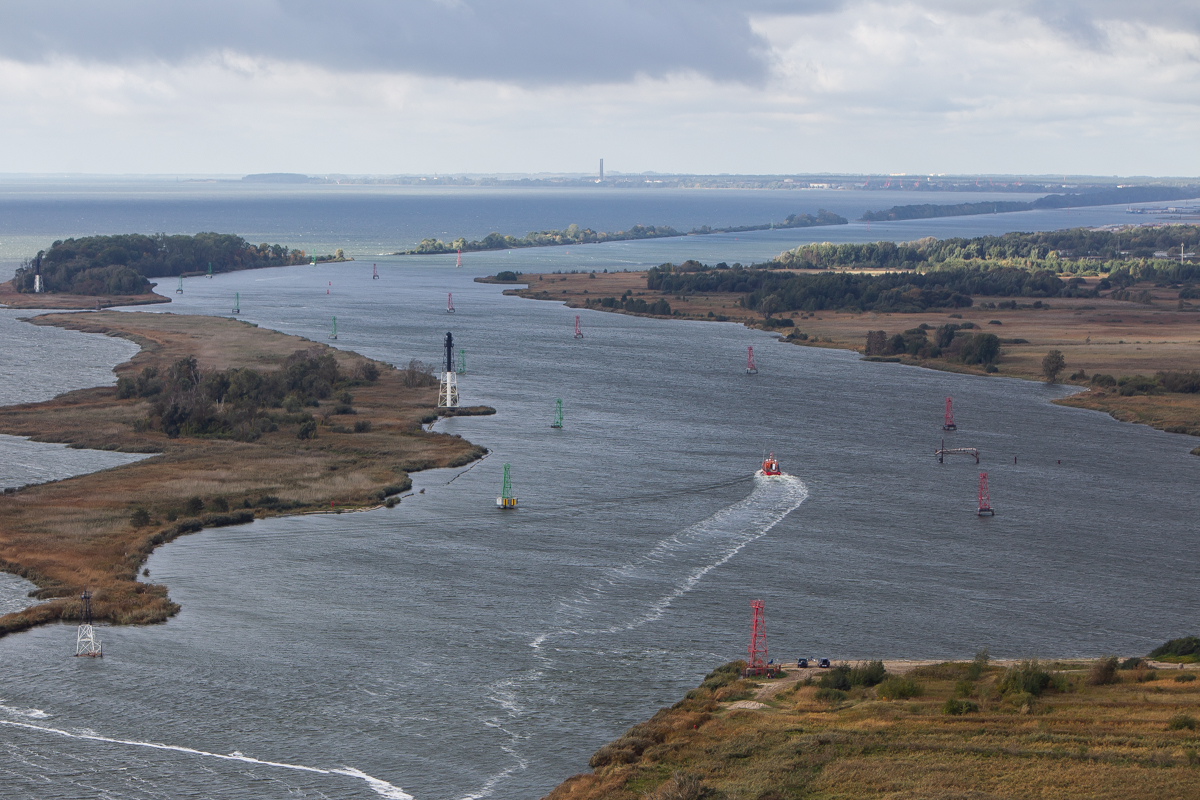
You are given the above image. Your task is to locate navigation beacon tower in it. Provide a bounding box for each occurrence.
[438,332,459,408]
[75,590,102,657]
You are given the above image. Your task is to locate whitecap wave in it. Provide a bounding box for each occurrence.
[0,719,411,799]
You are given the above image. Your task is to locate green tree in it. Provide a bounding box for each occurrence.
[1042,349,1066,384]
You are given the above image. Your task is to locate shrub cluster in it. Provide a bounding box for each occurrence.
[864,324,999,365]
[118,348,378,440]
[1090,371,1200,396]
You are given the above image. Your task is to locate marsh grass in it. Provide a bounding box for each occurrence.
[550,657,1200,800]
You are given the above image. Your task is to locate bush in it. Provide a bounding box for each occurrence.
[211,497,229,512]
[943,698,979,715]
[184,496,204,516]
[353,420,372,433]
[130,507,151,528]
[968,648,990,680]
[998,660,1053,697]
[877,676,923,700]
[700,661,746,691]
[1149,636,1200,659]
[818,665,852,691]
[1091,373,1117,388]
[1168,713,1198,731]
[1174,673,1196,683]
[1120,657,1145,670]
[849,660,888,687]
[165,509,178,522]
[814,688,847,703]
[1087,656,1120,686]
[297,420,317,439]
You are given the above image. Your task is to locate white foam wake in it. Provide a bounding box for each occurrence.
[0,719,412,799]
[535,474,808,646]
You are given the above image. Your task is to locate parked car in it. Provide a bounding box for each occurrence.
[797,658,809,668]
[817,658,831,668]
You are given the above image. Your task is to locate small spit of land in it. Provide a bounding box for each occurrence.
[495,225,1200,446]
[398,211,847,255]
[861,185,1200,222]
[548,651,1200,800]
[0,312,488,638]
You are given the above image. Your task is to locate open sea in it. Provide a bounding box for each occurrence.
[0,182,1197,799]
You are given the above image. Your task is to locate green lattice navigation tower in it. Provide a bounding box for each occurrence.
[551,398,563,429]
[329,316,338,340]
[496,463,517,509]
[457,348,466,375]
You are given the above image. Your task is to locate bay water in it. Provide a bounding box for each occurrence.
[0,185,1197,798]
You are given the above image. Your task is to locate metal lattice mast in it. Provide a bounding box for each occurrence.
[456,249,462,268]
[206,262,213,278]
[747,600,767,670]
[496,462,517,508]
[551,398,563,429]
[574,315,583,338]
[372,263,379,279]
[75,590,102,658]
[457,349,466,375]
[943,396,956,431]
[447,293,455,313]
[746,346,758,374]
[232,292,240,314]
[978,472,995,516]
[176,276,183,294]
[329,316,338,340]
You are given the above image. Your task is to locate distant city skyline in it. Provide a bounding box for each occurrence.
[1,1,1197,176]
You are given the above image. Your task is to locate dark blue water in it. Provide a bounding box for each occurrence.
[1,186,1198,799]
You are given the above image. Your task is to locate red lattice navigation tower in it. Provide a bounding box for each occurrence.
[456,249,462,268]
[574,315,584,339]
[745,600,769,676]
[943,396,956,431]
[977,472,994,516]
[746,346,758,375]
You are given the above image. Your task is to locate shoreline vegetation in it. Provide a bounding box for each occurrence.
[395,211,848,255]
[8,233,351,301]
[547,646,1200,800]
[860,185,1200,222]
[490,224,1200,447]
[0,312,490,639]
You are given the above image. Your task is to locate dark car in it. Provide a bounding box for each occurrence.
[797,658,809,668]
[817,658,831,668]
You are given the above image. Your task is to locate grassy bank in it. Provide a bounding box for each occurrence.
[0,312,488,638]
[548,656,1200,800]
[0,279,171,309]
[500,270,1200,445]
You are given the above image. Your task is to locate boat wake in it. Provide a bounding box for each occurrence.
[533,473,809,648]
[0,718,413,799]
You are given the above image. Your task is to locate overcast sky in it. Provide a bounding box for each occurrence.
[1,1,1197,176]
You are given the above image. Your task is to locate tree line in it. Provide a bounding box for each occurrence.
[13,233,338,296]
[405,211,847,255]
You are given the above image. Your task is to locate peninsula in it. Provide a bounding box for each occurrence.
[7,233,349,303]
[397,211,848,255]
[861,185,1200,222]
[0,312,489,639]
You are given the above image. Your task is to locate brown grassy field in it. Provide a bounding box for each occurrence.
[0,311,486,638]
[0,279,170,309]
[547,658,1200,800]
[501,271,1200,442]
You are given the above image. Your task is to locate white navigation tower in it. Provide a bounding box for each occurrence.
[437,331,459,408]
[75,590,102,657]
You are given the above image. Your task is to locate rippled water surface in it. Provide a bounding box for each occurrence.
[1,258,1197,800]
[1,185,1198,799]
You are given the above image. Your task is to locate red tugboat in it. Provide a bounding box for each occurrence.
[758,453,783,477]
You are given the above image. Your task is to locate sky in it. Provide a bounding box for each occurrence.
[0,0,1197,176]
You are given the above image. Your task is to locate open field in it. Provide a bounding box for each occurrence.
[547,658,1200,800]
[500,271,1200,442]
[0,279,169,309]
[0,312,486,638]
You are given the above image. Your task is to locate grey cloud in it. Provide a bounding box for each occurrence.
[0,0,836,84]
